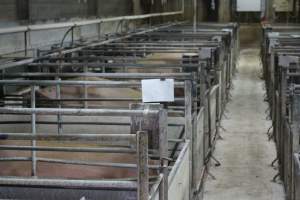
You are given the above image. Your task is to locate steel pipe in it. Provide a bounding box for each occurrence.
[0,107,159,117]
[0,133,136,146]
[0,145,136,154]
[0,177,138,190]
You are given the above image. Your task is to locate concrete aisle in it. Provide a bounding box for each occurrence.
[203,46,285,200]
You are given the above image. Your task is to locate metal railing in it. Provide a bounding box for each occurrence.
[0,105,169,200]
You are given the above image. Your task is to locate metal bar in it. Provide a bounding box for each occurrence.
[0,97,185,102]
[0,121,131,126]
[38,158,161,170]
[184,80,193,198]
[149,174,164,200]
[0,133,136,146]
[0,80,185,88]
[0,121,182,127]
[158,109,168,200]
[0,145,136,154]
[184,80,193,139]
[56,57,63,134]
[3,72,192,80]
[137,131,149,200]
[27,63,201,68]
[0,157,171,171]
[30,86,37,177]
[0,177,137,190]
[83,63,89,108]
[194,0,197,32]
[168,142,189,185]
[0,107,158,116]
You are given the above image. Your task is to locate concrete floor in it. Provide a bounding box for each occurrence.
[203,43,286,199]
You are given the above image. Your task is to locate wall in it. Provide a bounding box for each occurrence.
[29,0,92,21]
[0,0,187,55]
[184,0,206,22]
[97,0,133,17]
[0,0,17,21]
[0,0,136,55]
[0,0,133,22]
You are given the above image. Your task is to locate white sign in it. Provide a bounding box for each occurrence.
[142,79,175,103]
[237,0,262,12]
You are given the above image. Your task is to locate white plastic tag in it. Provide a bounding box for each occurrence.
[142,79,175,103]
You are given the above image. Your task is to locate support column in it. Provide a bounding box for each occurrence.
[133,0,142,15]
[218,0,231,22]
[16,0,29,21]
[266,0,275,22]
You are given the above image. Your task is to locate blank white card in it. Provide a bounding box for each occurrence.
[142,79,175,103]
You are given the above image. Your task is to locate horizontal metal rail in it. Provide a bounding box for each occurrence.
[2,73,193,80]
[0,107,159,117]
[0,80,185,88]
[0,133,135,146]
[27,62,203,68]
[0,145,136,154]
[0,177,138,190]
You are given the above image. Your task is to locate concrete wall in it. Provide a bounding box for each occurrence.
[218,0,231,22]
[0,0,135,22]
[29,0,92,21]
[0,0,136,55]
[0,0,17,21]
[0,0,187,55]
[184,0,206,22]
[97,0,133,17]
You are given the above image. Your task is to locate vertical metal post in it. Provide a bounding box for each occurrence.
[71,27,74,47]
[56,53,63,134]
[24,31,28,57]
[1,69,6,97]
[185,80,193,197]
[295,153,300,200]
[182,0,185,18]
[83,64,89,109]
[137,131,149,200]
[291,94,300,200]
[98,22,102,40]
[193,0,197,32]
[185,80,193,140]
[31,85,37,177]
[158,108,168,200]
[130,104,168,199]
[266,0,275,22]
